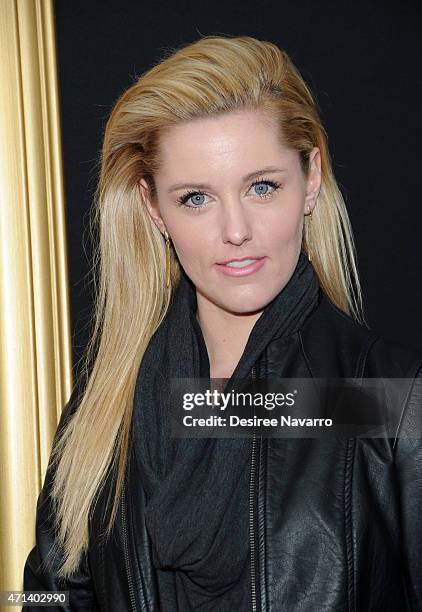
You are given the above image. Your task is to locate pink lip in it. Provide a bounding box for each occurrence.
[216,257,267,277]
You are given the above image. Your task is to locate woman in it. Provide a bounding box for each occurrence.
[23,35,422,611]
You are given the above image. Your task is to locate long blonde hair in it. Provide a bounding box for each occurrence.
[49,35,367,578]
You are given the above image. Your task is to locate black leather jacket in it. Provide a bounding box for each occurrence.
[23,289,422,611]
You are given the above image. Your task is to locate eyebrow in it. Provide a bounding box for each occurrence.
[167,166,288,193]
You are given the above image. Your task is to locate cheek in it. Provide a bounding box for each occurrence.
[259,205,303,245]
[169,221,211,264]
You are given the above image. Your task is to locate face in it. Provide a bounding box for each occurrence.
[139,109,321,317]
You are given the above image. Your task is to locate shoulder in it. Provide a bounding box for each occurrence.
[299,288,422,378]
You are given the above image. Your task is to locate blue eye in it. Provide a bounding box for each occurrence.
[250,180,281,198]
[254,183,269,195]
[189,193,206,206]
[177,190,208,209]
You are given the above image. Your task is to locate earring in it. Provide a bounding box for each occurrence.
[306,204,313,262]
[164,229,171,288]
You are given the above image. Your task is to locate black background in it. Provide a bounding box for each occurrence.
[54,0,422,378]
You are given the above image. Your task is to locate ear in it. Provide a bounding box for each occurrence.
[138,178,167,235]
[304,147,321,214]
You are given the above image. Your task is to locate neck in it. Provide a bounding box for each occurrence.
[195,291,263,379]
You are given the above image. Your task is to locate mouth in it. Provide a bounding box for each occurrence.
[215,256,267,277]
[217,256,264,266]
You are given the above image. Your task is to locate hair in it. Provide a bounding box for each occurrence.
[48,34,367,578]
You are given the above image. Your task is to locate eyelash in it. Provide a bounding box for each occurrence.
[176,178,282,210]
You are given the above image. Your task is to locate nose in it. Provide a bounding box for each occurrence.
[220,197,252,246]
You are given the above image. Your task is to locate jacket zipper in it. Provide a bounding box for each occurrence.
[121,480,137,612]
[250,364,258,612]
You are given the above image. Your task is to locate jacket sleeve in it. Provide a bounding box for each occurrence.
[394,364,422,611]
[23,386,97,611]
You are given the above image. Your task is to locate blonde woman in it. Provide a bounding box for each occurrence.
[23,36,422,611]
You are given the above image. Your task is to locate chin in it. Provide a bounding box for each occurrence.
[217,293,270,317]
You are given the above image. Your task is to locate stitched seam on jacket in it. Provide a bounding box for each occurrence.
[355,335,379,379]
[93,470,110,611]
[297,330,315,377]
[257,354,269,611]
[344,437,356,612]
[257,434,268,611]
[392,359,422,452]
[343,332,378,611]
[126,462,150,611]
[98,531,107,611]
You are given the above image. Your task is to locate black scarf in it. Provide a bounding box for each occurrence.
[131,249,321,607]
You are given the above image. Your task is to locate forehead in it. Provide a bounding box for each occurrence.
[155,110,297,178]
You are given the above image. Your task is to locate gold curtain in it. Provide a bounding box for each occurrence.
[0,0,73,603]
